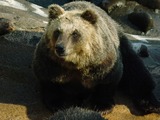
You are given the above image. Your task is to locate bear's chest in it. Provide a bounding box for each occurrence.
[51,70,92,92]
[51,67,101,88]
[53,70,82,83]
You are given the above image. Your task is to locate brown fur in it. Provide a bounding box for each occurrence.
[45,2,121,73]
[33,1,160,114]
[33,1,123,111]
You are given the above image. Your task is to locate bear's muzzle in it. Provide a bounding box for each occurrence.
[55,44,66,57]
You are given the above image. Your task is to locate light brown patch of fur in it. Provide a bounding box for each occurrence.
[45,4,119,74]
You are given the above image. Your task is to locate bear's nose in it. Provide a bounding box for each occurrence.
[55,44,65,56]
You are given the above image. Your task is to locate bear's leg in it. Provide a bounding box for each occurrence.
[87,83,116,113]
[119,34,160,114]
[41,81,66,112]
[41,81,86,112]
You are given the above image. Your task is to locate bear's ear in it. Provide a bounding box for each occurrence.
[81,10,98,24]
[48,4,64,19]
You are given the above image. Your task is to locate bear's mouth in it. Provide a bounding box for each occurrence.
[55,51,67,57]
[54,46,74,58]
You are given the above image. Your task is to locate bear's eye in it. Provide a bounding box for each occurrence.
[53,29,61,40]
[72,30,80,41]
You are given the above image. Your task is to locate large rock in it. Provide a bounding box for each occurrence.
[128,11,154,33]
[135,0,160,9]
[109,1,160,37]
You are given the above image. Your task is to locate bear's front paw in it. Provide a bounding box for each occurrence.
[137,100,160,114]
[43,94,64,112]
[85,97,115,114]
[41,83,66,112]
[134,96,160,114]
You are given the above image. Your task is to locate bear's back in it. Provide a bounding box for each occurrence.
[63,1,109,20]
[63,1,94,11]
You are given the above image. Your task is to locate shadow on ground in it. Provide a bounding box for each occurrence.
[0,30,52,120]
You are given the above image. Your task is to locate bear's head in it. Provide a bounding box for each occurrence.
[45,4,116,69]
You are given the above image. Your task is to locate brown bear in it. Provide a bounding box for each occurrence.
[32,1,160,114]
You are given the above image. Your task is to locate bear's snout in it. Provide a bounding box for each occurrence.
[55,44,66,56]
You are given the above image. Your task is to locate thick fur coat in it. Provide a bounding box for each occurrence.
[33,1,160,114]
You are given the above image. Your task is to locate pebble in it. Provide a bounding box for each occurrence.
[0,18,14,36]
[138,44,149,57]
